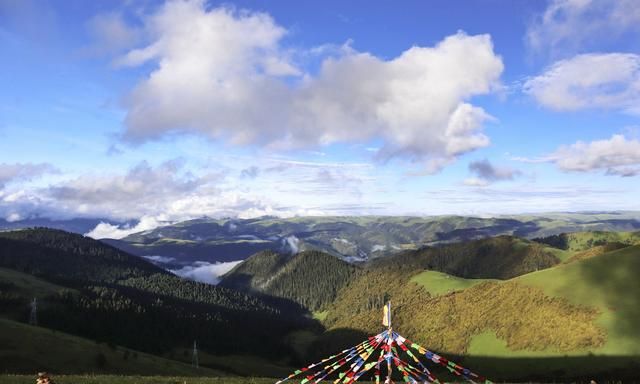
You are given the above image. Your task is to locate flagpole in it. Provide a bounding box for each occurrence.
[386,301,393,384]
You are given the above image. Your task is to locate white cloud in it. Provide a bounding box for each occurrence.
[115,0,503,172]
[46,159,210,219]
[547,134,640,176]
[142,255,176,264]
[170,260,243,285]
[84,11,141,56]
[6,212,22,222]
[85,215,167,239]
[527,0,640,56]
[0,163,57,189]
[524,53,640,114]
[0,156,338,223]
[462,178,489,187]
[464,159,521,186]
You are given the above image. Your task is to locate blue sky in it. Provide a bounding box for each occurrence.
[1,0,639,236]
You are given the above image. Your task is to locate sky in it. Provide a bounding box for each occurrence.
[1,0,640,237]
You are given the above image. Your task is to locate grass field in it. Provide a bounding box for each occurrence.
[0,318,221,376]
[517,245,640,356]
[410,270,495,296]
[0,376,275,384]
[0,267,74,298]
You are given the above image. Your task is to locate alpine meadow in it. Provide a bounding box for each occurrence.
[1,0,639,383]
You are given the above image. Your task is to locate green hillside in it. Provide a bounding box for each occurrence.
[3,228,639,380]
[410,270,496,296]
[0,267,71,299]
[0,318,220,376]
[1,376,275,384]
[221,250,356,311]
[312,236,640,379]
[0,228,315,372]
[534,230,640,252]
[377,235,561,279]
[516,245,640,356]
[0,228,165,283]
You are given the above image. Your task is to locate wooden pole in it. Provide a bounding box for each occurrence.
[385,301,392,384]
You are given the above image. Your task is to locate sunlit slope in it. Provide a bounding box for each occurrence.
[410,270,496,296]
[323,241,640,359]
[516,244,640,356]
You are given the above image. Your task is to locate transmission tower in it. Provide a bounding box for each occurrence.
[29,298,37,326]
[192,340,199,368]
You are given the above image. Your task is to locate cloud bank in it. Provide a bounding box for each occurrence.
[116,0,503,172]
[527,0,640,56]
[85,216,167,239]
[0,163,57,189]
[170,260,243,285]
[549,134,640,176]
[524,53,640,114]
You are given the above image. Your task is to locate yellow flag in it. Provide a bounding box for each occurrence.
[382,301,391,327]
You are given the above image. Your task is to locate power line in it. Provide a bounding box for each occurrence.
[29,298,38,326]
[192,340,199,369]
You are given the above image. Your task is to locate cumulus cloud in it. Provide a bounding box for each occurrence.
[85,215,167,239]
[115,0,503,172]
[46,159,204,217]
[0,156,335,224]
[547,134,640,176]
[527,0,640,56]
[464,159,521,186]
[524,53,640,114]
[37,159,293,221]
[169,260,243,285]
[0,163,57,189]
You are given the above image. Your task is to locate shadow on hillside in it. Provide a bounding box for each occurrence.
[577,246,640,343]
[304,328,370,362]
[456,354,640,382]
[285,333,640,382]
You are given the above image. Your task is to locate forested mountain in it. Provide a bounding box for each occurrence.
[0,228,317,373]
[383,235,561,279]
[220,250,356,310]
[0,228,164,283]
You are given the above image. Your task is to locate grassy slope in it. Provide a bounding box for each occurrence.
[462,246,640,379]
[0,318,221,376]
[0,279,288,379]
[515,245,640,356]
[320,242,639,380]
[1,377,275,384]
[324,239,639,355]
[0,267,73,298]
[410,270,496,296]
[462,245,640,358]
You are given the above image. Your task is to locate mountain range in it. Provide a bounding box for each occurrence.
[92,211,639,270]
[1,214,640,380]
